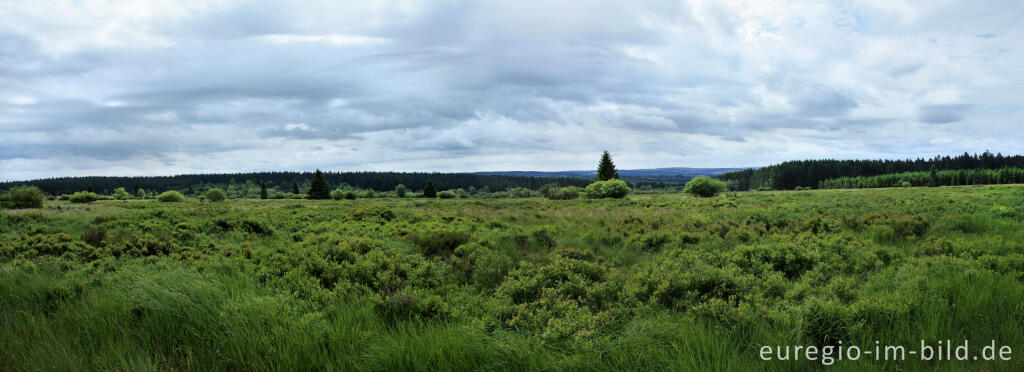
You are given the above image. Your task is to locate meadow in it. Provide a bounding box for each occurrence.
[2,186,1024,371]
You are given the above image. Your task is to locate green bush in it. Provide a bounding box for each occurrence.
[156,191,185,202]
[583,179,630,199]
[437,190,456,199]
[330,190,345,200]
[546,186,580,200]
[68,191,99,203]
[204,188,227,202]
[684,176,726,197]
[1,186,45,209]
[112,187,132,200]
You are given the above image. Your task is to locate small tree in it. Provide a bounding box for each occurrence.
[395,184,407,198]
[292,182,300,194]
[260,182,268,199]
[113,187,131,200]
[136,188,146,199]
[596,151,620,181]
[205,188,227,202]
[331,190,345,200]
[423,181,437,198]
[307,169,331,200]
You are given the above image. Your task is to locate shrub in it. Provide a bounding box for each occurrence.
[330,190,345,200]
[684,176,727,197]
[204,188,227,202]
[112,187,132,200]
[395,184,407,198]
[508,187,534,198]
[899,180,912,188]
[437,190,456,199]
[69,191,99,203]
[344,191,357,200]
[1,186,45,209]
[156,191,185,202]
[583,179,631,199]
[546,186,580,200]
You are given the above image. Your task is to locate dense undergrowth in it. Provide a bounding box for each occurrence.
[2,186,1024,370]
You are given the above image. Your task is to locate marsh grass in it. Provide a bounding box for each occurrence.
[2,186,1024,370]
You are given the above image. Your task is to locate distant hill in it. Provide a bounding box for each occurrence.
[476,167,747,183]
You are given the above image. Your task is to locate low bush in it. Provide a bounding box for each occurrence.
[684,176,726,197]
[68,191,99,203]
[438,190,456,199]
[584,179,630,199]
[156,191,185,202]
[330,190,345,200]
[546,186,580,200]
[1,186,44,209]
[204,188,227,202]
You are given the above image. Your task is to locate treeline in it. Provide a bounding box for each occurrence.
[718,151,1024,190]
[0,171,594,196]
[819,167,1024,189]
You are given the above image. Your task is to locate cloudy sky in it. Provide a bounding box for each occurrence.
[1,0,1022,181]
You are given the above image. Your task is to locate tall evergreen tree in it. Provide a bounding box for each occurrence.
[307,170,331,199]
[596,151,620,181]
[292,182,300,194]
[422,181,437,198]
[260,182,268,199]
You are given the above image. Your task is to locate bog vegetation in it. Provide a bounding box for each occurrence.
[2,184,1023,370]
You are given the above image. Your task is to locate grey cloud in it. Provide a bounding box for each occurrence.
[918,104,972,124]
[1,1,1022,180]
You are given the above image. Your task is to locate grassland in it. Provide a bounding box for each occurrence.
[2,186,1024,371]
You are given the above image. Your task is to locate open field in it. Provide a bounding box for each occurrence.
[3,186,1024,371]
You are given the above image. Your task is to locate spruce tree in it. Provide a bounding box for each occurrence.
[307,170,331,199]
[292,182,300,194]
[260,182,268,199]
[422,181,437,198]
[596,151,620,181]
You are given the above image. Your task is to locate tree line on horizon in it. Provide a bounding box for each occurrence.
[0,171,596,197]
[717,151,1024,191]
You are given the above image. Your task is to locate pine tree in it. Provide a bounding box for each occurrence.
[307,170,331,199]
[260,182,268,199]
[596,151,619,181]
[423,181,437,198]
[292,182,300,194]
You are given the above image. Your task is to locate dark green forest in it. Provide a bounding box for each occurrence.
[819,167,1024,189]
[718,151,1024,191]
[0,171,594,196]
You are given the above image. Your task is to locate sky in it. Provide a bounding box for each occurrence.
[1,0,1023,181]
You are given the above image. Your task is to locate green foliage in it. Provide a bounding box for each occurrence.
[204,188,227,202]
[422,181,436,198]
[2,186,1024,370]
[684,176,727,197]
[330,190,345,200]
[437,190,456,199]
[395,184,407,198]
[545,186,580,200]
[307,169,331,200]
[68,191,99,203]
[260,182,268,199]
[156,191,185,202]
[596,150,620,181]
[1,186,45,209]
[584,179,630,199]
[112,187,131,200]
